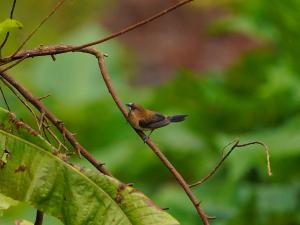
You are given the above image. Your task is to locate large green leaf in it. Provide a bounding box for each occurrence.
[0,127,178,225]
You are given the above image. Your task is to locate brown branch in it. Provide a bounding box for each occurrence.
[0,45,99,65]
[0,0,17,54]
[189,140,272,188]
[0,70,112,176]
[96,53,210,225]
[0,76,40,127]
[73,0,194,51]
[34,210,43,225]
[11,0,66,57]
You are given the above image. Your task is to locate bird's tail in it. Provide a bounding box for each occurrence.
[169,115,188,122]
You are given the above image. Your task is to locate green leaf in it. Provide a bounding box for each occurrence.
[0,193,19,216]
[0,19,23,35]
[0,130,179,225]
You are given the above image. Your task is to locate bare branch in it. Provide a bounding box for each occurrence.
[74,0,195,51]
[0,76,40,127]
[0,86,10,111]
[96,52,210,225]
[190,140,272,188]
[10,0,18,18]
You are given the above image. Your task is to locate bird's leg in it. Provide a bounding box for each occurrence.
[148,129,154,138]
[143,130,154,143]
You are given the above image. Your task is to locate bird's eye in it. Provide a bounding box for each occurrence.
[126,103,134,110]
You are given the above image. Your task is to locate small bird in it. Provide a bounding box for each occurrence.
[126,102,187,141]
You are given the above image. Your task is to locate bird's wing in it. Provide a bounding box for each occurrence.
[139,113,169,129]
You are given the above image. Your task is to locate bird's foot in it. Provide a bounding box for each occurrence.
[143,135,149,143]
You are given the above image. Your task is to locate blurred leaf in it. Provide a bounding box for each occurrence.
[208,15,277,41]
[0,19,22,37]
[0,193,19,216]
[256,184,299,213]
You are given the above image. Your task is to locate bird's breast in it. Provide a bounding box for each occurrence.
[127,112,150,131]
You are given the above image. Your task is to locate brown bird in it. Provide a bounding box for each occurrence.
[126,103,187,141]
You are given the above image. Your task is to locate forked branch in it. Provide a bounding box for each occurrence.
[190,140,272,188]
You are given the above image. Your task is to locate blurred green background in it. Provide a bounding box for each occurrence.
[1,0,300,224]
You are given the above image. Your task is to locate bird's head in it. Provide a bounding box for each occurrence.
[126,103,142,111]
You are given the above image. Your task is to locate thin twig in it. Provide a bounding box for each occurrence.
[96,53,210,225]
[43,120,70,152]
[38,94,51,101]
[235,141,272,176]
[0,86,10,111]
[0,70,111,176]
[0,77,40,128]
[73,0,194,51]
[189,140,272,188]
[11,0,66,57]
[9,0,17,18]
[0,0,17,53]
[38,112,45,132]
[34,210,43,225]
[0,53,29,73]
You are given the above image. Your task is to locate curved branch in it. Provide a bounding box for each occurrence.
[96,52,211,225]
[73,0,194,51]
[190,140,272,188]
